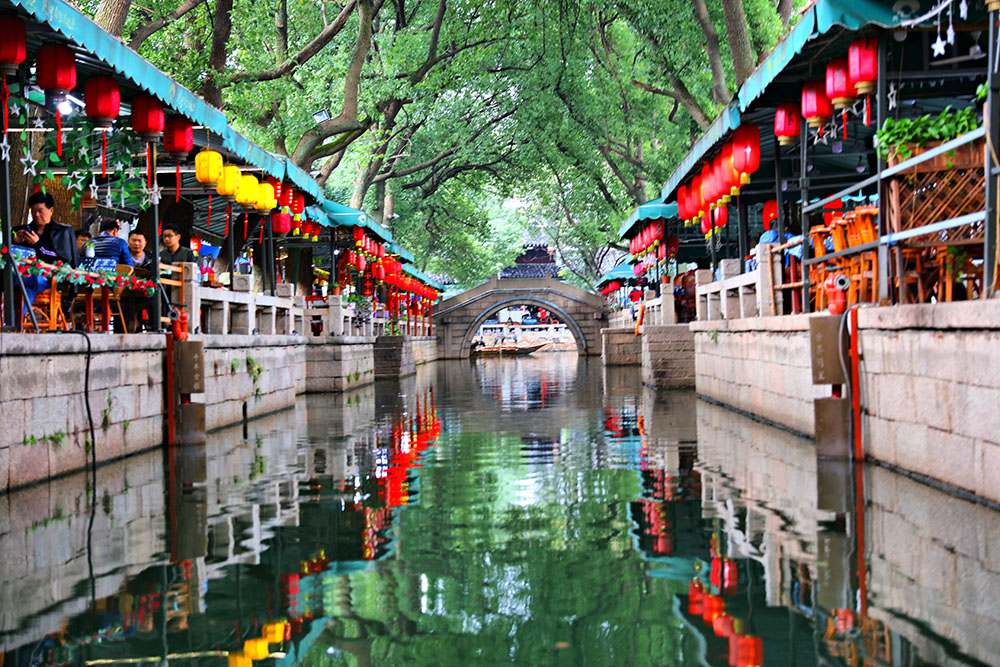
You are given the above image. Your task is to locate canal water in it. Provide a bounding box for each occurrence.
[2,354,998,666]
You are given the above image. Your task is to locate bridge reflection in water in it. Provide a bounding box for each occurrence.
[0,358,997,666]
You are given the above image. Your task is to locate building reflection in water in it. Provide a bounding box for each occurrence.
[1,359,999,666]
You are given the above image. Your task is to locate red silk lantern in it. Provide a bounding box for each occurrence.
[278,185,293,209]
[699,163,713,211]
[849,38,878,94]
[657,242,666,261]
[731,124,761,185]
[701,594,724,624]
[163,117,194,158]
[677,184,689,222]
[36,43,76,96]
[736,636,763,667]
[291,192,305,215]
[374,263,385,281]
[825,58,856,110]
[271,211,291,234]
[774,102,800,146]
[763,200,778,231]
[801,81,832,129]
[131,94,165,140]
[190,235,202,254]
[0,16,26,77]
[713,205,728,228]
[720,142,740,199]
[691,174,704,218]
[700,211,712,235]
[667,236,680,257]
[723,559,738,594]
[266,177,283,204]
[353,225,364,246]
[84,77,120,127]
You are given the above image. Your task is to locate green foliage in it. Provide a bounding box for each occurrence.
[875,107,978,162]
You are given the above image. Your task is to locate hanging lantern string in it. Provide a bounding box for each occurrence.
[864,93,871,127]
[243,211,249,238]
[146,142,153,188]
[175,162,180,202]
[55,111,62,157]
[101,130,108,177]
[259,218,264,244]
[842,109,848,141]
[207,193,212,227]
[225,203,231,236]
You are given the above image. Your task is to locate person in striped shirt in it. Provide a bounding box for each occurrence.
[90,218,133,266]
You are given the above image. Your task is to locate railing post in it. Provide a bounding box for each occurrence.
[799,113,811,312]
[877,30,891,302]
[986,15,999,297]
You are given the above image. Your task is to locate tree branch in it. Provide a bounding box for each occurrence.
[128,0,205,49]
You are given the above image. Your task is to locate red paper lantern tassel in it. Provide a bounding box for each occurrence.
[865,93,871,127]
[146,142,152,187]
[259,221,264,244]
[207,193,212,226]
[174,162,180,202]
[225,204,231,236]
[842,109,848,140]
[818,122,823,137]
[55,111,62,157]
[243,211,248,238]
[2,76,8,133]
[102,130,108,177]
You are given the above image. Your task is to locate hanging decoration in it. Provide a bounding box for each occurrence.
[84,77,120,176]
[131,94,164,188]
[164,116,193,200]
[0,253,158,296]
[774,102,801,146]
[36,43,76,157]
[801,81,832,135]
[763,200,778,231]
[0,16,25,135]
[848,38,877,127]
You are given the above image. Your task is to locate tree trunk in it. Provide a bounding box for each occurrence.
[691,0,731,104]
[275,0,288,62]
[722,0,755,87]
[202,0,234,108]
[372,179,386,225]
[95,0,132,38]
[778,0,794,27]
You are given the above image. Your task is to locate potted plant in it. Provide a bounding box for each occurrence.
[875,105,980,169]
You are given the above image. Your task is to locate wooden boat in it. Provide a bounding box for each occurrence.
[471,343,546,357]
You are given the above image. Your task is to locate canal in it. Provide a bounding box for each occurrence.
[1,354,998,666]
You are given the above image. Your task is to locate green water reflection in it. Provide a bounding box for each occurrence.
[2,355,999,666]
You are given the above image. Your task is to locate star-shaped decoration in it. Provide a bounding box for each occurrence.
[125,166,139,180]
[888,83,898,111]
[20,149,37,177]
[31,116,45,129]
[112,161,124,174]
[932,34,946,57]
[0,136,10,161]
[959,0,968,19]
[149,184,163,205]
[104,188,114,210]
[8,101,20,118]
[79,144,89,159]
[89,178,100,201]
[946,23,955,45]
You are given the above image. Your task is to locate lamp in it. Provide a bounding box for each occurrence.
[311,108,331,124]
[856,155,866,173]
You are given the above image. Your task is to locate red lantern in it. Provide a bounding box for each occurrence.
[699,163,713,211]
[657,242,666,261]
[266,177,284,204]
[676,184,689,222]
[374,263,385,281]
[278,185,293,209]
[691,174,704,219]
[291,192,306,216]
[131,94,164,139]
[0,16,26,77]
[84,76,120,127]
[736,636,763,667]
[763,200,778,231]
[190,235,202,254]
[774,102,800,146]
[848,38,878,95]
[732,124,761,185]
[700,211,712,235]
[701,594,724,624]
[720,142,740,199]
[353,225,364,246]
[825,58,856,110]
[713,205,728,228]
[271,211,291,234]
[36,43,76,97]
[667,236,680,257]
[801,81,832,129]
[163,117,194,159]
[823,198,843,226]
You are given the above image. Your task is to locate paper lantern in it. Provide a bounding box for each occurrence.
[278,185,294,209]
[236,174,258,207]
[713,205,727,228]
[848,38,878,95]
[801,81,832,128]
[227,653,250,667]
[163,117,193,157]
[699,163,713,211]
[774,102,800,146]
[84,77,120,128]
[732,124,761,184]
[271,210,291,234]
[291,191,305,215]
[263,622,286,644]
[676,184,689,223]
[667,236,680,257]
[0,16,26,76]
[244,638,269,661]
[720,141,740,198]
[190,235,202,253]
[823,198,843,226]
[131,94,164,140]
[255,182,276,211]
[700,211,712,235]
[736,636,763,667]
[691,174,704,220]
[195,149,222,185]
[36,43,76,97]
[701,594,724,623]
[825,58,856,110]
[763,200,778,231]
[217,165,241,201]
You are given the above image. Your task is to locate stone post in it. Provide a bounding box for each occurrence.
[328,294,344,336]
[695,269,714,321]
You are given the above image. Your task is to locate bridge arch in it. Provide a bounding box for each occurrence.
[432,277,608,359]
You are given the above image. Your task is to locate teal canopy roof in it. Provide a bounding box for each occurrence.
[659,0,911,203]
[304,205,331,228]
[389,243,415,263]
[320,200,392,242]
[597,263,634,287]
[402,264,443,291]
[282,158,323,201]
[618,198,679,240]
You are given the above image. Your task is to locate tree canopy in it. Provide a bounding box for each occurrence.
[86,0,801,288]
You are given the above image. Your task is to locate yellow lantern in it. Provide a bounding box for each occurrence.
[254,182,275,211]
[236,174,258,207]
[217,165,241,201]
[263,622,285,643]
[243,638,269,661]
[194,149,223,186]
[227,653,250,667]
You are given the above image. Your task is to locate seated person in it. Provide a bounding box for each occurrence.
[14,191,78,305]
[159,223,195,266]
[90,218,133,266]
[128,229,153,270]
[76,229,92,257]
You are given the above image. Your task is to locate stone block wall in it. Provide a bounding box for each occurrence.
[198,335,306,430]
[641,324,695,388]
[601,327,641,366]
[691,315,827,437]
[412,336,439,366]
[865,465,1000,666]
[858,301,1000,502]
[374,335,416,379]
[305,337,376,393]
[0,334,165,491]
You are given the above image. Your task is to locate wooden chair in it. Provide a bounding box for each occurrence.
[935,247,983,301]
[899,248,933,303]
[23,277,69,332]
[807,225,832,311]
[847,209,879,304]
[93,264,135,333]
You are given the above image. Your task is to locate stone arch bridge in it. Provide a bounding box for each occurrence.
[432,277,608,358]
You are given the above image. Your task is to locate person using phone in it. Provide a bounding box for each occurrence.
[15,191,79,268]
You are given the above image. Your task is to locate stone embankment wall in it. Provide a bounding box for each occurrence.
[601,327,641,366]
[413,336,439,366]
[641,324,695,388]
[305,336,376,393]
[690,315,827,437]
